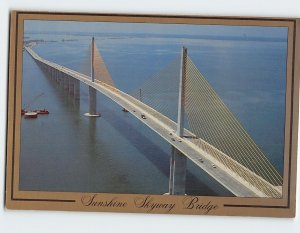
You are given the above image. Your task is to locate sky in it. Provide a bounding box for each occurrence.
[24,20,288,39]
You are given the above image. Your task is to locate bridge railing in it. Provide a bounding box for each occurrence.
[190,137,282,197]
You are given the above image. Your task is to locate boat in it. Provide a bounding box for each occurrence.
[22,93,46,117]
[24,112,38,119]
[34,109,49,114]
[122,108,129,112]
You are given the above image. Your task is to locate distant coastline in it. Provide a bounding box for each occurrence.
[24,31,286,43]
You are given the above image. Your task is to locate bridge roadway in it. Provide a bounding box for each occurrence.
[25,46,282,198]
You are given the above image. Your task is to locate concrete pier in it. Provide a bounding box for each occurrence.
[63,74,69,91]
[55,70,59,84]
[69,77,74,95]
[169,146,187,195]
[74,79,80,101]
[57,71,62,85]
[85,86,100,117]
[50,68,54,81]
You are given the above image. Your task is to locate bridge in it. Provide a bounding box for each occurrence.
[24,38,283,198]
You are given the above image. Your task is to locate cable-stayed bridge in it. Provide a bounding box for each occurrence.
[24,38,283,198]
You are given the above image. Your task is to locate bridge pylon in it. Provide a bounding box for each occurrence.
[74,79,80,101]
[85,37,101,117]
[168,47,188,195]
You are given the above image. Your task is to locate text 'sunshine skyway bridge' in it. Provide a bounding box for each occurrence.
[24,38,283,198]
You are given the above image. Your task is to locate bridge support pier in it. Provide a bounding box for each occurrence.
[50,67,53,78]
[57,71,62,85]
[59,71,64,86]
[69,77,74,95]
[168,146,187,195]
[52,69,55,81]
[74,79,80,101]
[55,70,59,84]
[63,74,69,91]
[50,68,54,81]
[84,86,100,117]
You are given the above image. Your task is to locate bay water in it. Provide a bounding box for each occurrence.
[20,32,286,196]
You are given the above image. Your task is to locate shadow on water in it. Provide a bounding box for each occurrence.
[100,105,233,196]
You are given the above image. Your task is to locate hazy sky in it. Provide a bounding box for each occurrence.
[24,20,288,38]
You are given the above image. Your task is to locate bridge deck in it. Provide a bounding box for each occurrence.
[25,46,282,198]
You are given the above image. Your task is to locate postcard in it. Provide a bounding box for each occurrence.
[5,11,299,217]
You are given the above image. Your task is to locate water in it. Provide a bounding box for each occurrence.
[20,32,287,196]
